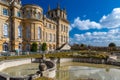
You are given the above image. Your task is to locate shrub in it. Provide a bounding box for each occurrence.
[41,43,47,51]
[31,42,38,52]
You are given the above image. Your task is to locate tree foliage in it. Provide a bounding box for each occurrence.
[42,43,47,51]
[108,42,116,47]
[31,42,38,52]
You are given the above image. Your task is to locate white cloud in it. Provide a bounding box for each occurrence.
[70,28,120,46]
[70,8,120,46]
[70,17,101,30]
[70,8,120,31]
[100,8,120,28]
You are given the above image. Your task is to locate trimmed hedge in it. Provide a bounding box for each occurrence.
[0,54,42,61]
[0,51,109,61]
[31,42,38,52]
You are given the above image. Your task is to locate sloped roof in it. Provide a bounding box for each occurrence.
[58,43,71,50]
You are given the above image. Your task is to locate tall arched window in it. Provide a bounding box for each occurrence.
[26,44,30,51]
[54,34,56,42]
[27,10,31,18]
[3,23,8,38]
[37,12,41,19]
[38,27,41,39]
[50,33,52,42]
[19,43,22,52]
[18,26,22,38]
[46,32,47,42]
[26,27,30,38]
[61,35,63,42]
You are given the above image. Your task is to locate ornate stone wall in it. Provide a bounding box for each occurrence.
[0,0,70,52]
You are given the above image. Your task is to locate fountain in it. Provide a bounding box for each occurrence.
[0,54,56,80]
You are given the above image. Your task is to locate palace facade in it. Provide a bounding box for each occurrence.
[0,0,69,52]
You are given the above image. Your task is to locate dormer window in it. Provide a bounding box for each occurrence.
[27,11,31,18]
[36,12,41,19]
[17,11,21,17]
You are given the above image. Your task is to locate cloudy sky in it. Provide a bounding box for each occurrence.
[22,0,120,46]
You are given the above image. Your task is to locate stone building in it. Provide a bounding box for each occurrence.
[0,0,69,52]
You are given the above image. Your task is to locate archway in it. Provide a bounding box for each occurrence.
[26,44,30,52]
[18,43,22,52]
[3,42,8,51]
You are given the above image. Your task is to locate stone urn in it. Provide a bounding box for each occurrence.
[39,63,47,71]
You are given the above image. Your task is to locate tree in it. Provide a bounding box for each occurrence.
[31,42,38,52]
[80,43,87,50]
[42,43,47,51]
[71,44,80,50]
[108,42,116,47]
[108,42,116,51]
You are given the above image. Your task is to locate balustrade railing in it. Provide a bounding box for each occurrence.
[0,0,9,6]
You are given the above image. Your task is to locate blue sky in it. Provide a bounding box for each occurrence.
[21,0,120,46]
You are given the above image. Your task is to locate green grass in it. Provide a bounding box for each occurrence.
[0,54,42,61]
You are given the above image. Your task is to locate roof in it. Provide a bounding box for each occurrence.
[23,4,42,9]
[58,43,71,50]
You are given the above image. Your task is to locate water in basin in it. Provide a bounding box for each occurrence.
[1,62,120,80]
[68,66,120,80]
[1,63,39,77]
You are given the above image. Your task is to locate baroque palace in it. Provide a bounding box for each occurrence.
[0,0,69,52]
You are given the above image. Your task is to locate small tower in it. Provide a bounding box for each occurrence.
[57,3,60,9]
[48,5,51,11]
[63,7,66,13]
[46,4,69,49]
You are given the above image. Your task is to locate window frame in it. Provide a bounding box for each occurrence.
[3,23,9,38]
[3,8,8,16]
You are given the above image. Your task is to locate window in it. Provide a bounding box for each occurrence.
[18,26,22,38]
[37,12,41,19]
[63,25,66,32]
[64,36,65,42]
[3,24,8,38]
[49,24,51,29]
[46,23,47,27]
[17,11,21,17]
[3,8,8,16]
[61,35,63,42]
[61,24,63,31]
[19,43,22,52]
[27,11,31,18]
[38,27,41,39]
[46,32,47,42]
[54,34,56,42]
[26,44,30,51]
[26,27,30,38]
[50,33,52,42]
[53,25,55,30]
[66,27,68,32]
